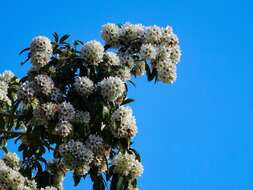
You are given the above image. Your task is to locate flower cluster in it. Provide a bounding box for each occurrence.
[59,140,94,175]
[0,153,38,190]
[30,36,53,69]
[101,23,181,83]
[0,70,17,106]
[98,76,125,102]
[109,106,137,139]
[112,152,143,179]
[0,22,181,190]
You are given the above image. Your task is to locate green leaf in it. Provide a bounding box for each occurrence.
[121,98,135,105]
[52,32,59,42]
[21,53,31,65]
[60,34,70,43]
[19,47,30,55]
[73,173,82,186]
[116,176,126,190]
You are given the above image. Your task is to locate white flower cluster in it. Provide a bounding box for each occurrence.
[17,81,36,102]
[0,70,16,105]
[81,40,104,65]
[109,106,137,138]
[74,76,94,97]
[112,67,131,81]
[30,36,53,69]
[98,76,125,102]
[57,101,75,121]
[0,154,37,190]
[59,140,94,175]
[34,74,55,96]
[101,23,120,46]
[112,152,143,179]
[85,134,110,172]
[101,22,181,84]
[3,152,20,171]
[103,52,120,65]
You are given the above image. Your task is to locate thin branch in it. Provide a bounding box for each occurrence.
[0,112,23,118]
[0,129,25,135]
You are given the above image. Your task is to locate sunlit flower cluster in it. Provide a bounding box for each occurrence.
[30,36,52,69]
[98,76,125,102]
[109,106,137,138]
[0,22,181,190]
[112,152,143,179]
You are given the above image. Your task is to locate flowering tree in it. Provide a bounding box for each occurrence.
[0,23,181,190]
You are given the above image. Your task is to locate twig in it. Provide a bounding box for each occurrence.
[0,129,25,135]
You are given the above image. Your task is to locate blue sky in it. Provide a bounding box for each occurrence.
[0,0,253,189]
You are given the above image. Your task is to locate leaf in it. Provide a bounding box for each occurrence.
[19,47,30,55]
[73,173,82,186]
[52,32,59,42]
[93,175,105,190]
[121,98,135,105]
[116,176,126,190]
[21,53,31,65]
[145,62,152,81]
[0,137,7,148]
[60,34,70,43]
[128,80,136,87]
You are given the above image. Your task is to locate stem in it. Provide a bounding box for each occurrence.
[0,129,25,135]
[0,112,23,118]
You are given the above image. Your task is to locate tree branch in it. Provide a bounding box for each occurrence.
[0,129,25,135]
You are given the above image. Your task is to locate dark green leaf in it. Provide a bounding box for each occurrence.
[60,34,70,43]
[121,98,135,105]
[19,48,30,55]
[52,32,59,42]
[73,173,82,186]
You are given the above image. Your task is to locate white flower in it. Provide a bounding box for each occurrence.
[140,43,157,59]
[57,102,75,121]
[144,25,163,44]
[54,121,72,137]
[103,52,120,65]
[17,81,36,102]
[50,87,63,102]
[112,152,143,179]
[85,134,104,154]
[0,70,15,83]
[98,76,125,102]
[34,74,54,96]
[0,80,11,105]
[31,52,50,68]
[101,23,120,46]
[121,23,144,42]
[30,36,52,55]
[59,140,94,175]
[109,106,137,138]
[162,26,173,41]
[3,152,20,171]
[0,163,25,189]
[120,54,135,69]
[170,45,181,64]
[113,67,131,81]
[41,102,57,120]
[74,110,90,125]
[157,57,177,84]
[74,76,94,96]
[81,40,104,65]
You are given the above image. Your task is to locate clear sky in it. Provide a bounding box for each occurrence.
[0,0,252,189]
